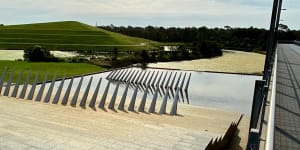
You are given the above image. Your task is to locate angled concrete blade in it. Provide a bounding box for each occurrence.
[111,69,120,80]
[174,72,182,90]
[89,78,102,107]
[150,71,159,86]
[155,71,164,87]
[169,72,178,89]
[130,70,140,83]
[164,72,173,88]
[26,71,39,100]
[134,70,144,84]
[108,82,120,109]
[11,70,23,97]
[61,77,74,105]
[52,75,66,104]
[123,69,132,82]
[185,73,191,91]
[115,69,125,81]
[106,70,115,80]
[44,74,56,103]
[138,85,149,112]
[147,71,156,86]
[149,85,159,113]
[160,72,168,87]
[119,69,129,82]
[70,76,84,106]
[80,77,93,107]
[137,70,147,84]
[19,70,31,99]
[3,69,14,96]
[179,73,187,90]
[128,85,139,111]
[159,87,170,114]
[118,82,130,110]
[35,72,49,101]
[142,71,151,85]
[0,67,8,94]
[126,70,136,83]
[170,87,180,115]
[99,81,110,108]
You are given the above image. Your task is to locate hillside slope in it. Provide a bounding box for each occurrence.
[0,21,158,51]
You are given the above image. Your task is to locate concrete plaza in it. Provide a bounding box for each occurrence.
[0,95,244,150]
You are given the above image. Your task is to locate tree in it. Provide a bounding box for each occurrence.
[140,50,149,64]
[279,24,289,31]
[112,48,118,61]
[24,45,55,62]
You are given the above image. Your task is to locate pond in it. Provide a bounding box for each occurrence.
[51,67,260,116]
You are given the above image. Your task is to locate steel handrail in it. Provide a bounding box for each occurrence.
[265,49,277,150]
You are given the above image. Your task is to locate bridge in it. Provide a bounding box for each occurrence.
[274,44,300,149]
[246,0,300,149]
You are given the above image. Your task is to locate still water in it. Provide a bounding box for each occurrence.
[52,67,261,116]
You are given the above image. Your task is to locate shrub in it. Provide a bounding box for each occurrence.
[23,45,58,62]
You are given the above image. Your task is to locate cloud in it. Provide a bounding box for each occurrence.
[0,0,299,29]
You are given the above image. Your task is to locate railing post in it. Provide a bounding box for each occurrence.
[249,80,266,130]
[247,129,260,150]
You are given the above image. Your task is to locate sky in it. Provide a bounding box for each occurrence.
[0,0,299,29]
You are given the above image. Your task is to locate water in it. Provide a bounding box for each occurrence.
[51,67,261,116]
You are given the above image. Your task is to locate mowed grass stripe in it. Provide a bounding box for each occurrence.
[0,44,154,51]
[0,21,159,51]
[1,21,98,31]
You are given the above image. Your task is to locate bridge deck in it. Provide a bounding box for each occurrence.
[275,44,300,149]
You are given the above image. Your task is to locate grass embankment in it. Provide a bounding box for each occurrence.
[0,21,158,51]
[148,50,265,75]
[0,61,104,83]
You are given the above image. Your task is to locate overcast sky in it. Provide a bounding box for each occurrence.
[0,0,299,29]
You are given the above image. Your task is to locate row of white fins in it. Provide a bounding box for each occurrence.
[106,68,191,92]
[0,67,191,115]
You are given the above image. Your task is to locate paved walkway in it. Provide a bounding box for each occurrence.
[0,95,241,150]
[275,44,300,149]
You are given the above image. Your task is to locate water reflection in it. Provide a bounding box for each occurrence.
[51,67,260,116]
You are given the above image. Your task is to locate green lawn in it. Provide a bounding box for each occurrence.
[0,61,104,83]
[0,21,159,51]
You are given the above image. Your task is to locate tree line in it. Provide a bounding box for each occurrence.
[100,25,300,52]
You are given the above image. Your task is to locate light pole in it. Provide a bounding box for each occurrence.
[274,0,285,48]
[263,0,283,82]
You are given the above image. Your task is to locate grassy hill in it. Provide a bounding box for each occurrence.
[0,21,159,51]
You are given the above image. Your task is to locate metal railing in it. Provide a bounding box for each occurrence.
[246,47,277,150]
[265,49,277,150]
[246,0,282,149]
